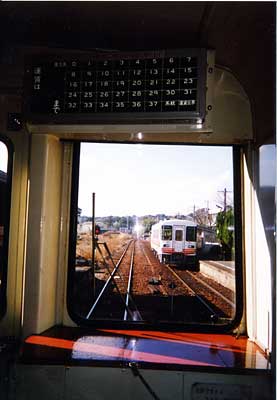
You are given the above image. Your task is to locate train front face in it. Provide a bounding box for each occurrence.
[161,222,197,268]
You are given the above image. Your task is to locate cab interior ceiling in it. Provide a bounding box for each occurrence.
[0,1,275,146]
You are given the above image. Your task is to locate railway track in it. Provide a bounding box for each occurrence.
[84,238,235,322]
[165,265,221,322]
[186,270,235,308]
[86,239,143,321]
[175,268,235,319]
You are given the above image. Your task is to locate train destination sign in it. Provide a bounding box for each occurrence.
[25,49,206,123]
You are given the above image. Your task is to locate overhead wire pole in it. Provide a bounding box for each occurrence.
[217,188,232,211]
[92,192,96,298]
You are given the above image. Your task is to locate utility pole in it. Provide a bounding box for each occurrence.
[217,188,232,211]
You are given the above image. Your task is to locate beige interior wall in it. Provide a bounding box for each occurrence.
[22,134,63,336]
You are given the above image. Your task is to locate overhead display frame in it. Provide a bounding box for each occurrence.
[24,49,207,124]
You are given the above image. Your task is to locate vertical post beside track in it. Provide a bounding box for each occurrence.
[92,192,96,298]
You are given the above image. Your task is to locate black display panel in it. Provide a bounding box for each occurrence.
[24,49,207,123]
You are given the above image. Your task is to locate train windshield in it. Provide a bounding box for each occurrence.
[186,226,196,242]
[162,226,172,240]
[69,142,240,329]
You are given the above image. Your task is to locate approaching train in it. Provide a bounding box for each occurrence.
[151,219,197,267]
[0,3,275,400]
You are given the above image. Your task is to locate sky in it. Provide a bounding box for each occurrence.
[78,142,233,217]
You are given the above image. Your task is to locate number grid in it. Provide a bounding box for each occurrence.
[28,53,204,119]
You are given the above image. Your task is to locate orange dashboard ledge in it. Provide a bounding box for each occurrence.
[20,326,270,371]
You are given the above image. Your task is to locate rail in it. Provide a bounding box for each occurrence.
[165,265,220,321]
[123,242,143,321]
[123,242,135,321]
[86,240,133,319]
[186,270,235,308]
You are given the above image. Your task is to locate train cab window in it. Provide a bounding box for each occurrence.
[68,142,241,330]
[162,226,173,241]
[0,138,13,319]
[186,226,197,242]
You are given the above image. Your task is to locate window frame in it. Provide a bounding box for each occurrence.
[186,226,197,242]
[67,141,244,333]
[0,135,14,320]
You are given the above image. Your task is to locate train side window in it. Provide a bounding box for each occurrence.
[68,143,242,330]
[0,137,13,319]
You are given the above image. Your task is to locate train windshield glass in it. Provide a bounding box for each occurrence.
[70,142,239,329]
[186,226,196,242]
[162,226,172,240]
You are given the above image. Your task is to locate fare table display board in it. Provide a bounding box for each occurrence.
[24,49,207,123]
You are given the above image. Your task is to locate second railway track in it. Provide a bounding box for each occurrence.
[84,238,235,323]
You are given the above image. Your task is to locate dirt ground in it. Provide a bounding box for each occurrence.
[76,231,132,263]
